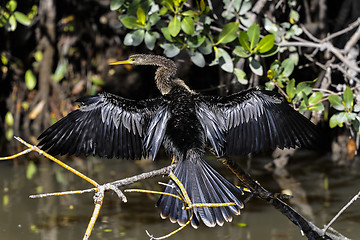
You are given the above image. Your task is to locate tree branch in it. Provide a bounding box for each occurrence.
[220,157,348,240]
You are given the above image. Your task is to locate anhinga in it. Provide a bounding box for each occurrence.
[38,54,319,228]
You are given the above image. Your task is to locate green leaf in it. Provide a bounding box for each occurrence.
[329,115,338,128]
[286,78,296,99]
[181,16,194,35]
[290,9,300,24]
[257,34,275,53]
[120,16,143,29]
[34,51,43,62]
[346,112,357,121]
[335,112,347,127]
[216,22,239,45]
[216,48,233,73]
[281,58,295,77]
[249,57,263,76]
[25,69,36,90]
[136,8,146,25]
[168,16,181,37]
[1,53,8,65]
[302,92,309,106]
[299,100,307,114]
[182,10,196,17]
[354,103,360,112]
[247,24,260,51]
[3,194,9,207]
[5,128,13,141]
[6,0,17,12]
[276,78,284,88]
[259,45,279,57]
[14,11,31,26]
[265,81,275,91]
[5,112,14,126]
[328,95,345,111]
[309,92,323,105]
[238,31,250,51]
[173,0,181,7]
[161,27,173,42]
[187,35,206,48]
[198,38,212,55]
[26,161,37,180]
[234,68,248,85]
[343,86,353,109]
[295,82,312,96]
[52,63,67,82]
[189,51,205,67]
[353,117,360,133]
[148,13,160,27]
[199,0,206,13]
[90,75,105,86]
[159,6,168,15]
[161,43,180,58]
[233,46,251,58]
[309,102,324,112]
[237,222,248,227]
[110,0,124,11]
[144,31,159,50]
[124,29,145,46]
[239,1,252,15]
[7,15,17,31]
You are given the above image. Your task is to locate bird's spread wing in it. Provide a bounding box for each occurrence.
[38,92,169,159]
[195,88,320,156]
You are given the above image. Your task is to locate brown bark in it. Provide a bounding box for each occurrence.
[28,0,56,133]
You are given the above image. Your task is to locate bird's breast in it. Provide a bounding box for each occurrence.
[163,94,205,157]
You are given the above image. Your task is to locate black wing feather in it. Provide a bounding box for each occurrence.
[195,88,320,156]
[38,92,168,159]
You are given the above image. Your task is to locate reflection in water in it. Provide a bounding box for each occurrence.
[1,144,359,240]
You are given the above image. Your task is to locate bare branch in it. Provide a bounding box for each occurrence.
[322,17,360,43]
[344,25,360,53]
[279,40,360,73]
[323,190,360,234]
[220,157,347,240]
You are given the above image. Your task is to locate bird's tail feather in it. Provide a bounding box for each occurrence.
[157,150,243,228]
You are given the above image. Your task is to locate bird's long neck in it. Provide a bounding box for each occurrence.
[153,56,178,95]
[141,55,192,95]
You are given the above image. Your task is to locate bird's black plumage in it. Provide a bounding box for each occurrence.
[38,54,319,228]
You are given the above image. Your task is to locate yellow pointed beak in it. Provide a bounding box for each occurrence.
[109,59,132,65]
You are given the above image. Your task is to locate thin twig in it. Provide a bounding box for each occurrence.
[279,40,360,73]
[30,188,97,198]
[322,17,360,43]
[300,24,321,43]
[12,136,99,187]
[109,165,175,188]
[83,186,105,240]
[323,191,360,234]
[344,25,360,53]
[0,148,32,160]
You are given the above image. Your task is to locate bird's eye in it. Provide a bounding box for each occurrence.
[130,58,135,62]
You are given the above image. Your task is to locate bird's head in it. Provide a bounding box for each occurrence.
[109,54,170,66]
[109,54,189,95]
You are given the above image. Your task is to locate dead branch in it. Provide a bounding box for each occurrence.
[279,17,360,74]
[220,157,348,240]
[323,190,360,234]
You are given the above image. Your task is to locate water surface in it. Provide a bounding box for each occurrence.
[1,143,359,240]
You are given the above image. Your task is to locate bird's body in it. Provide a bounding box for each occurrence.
[163,86,204,158]
[38,54,319,228]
